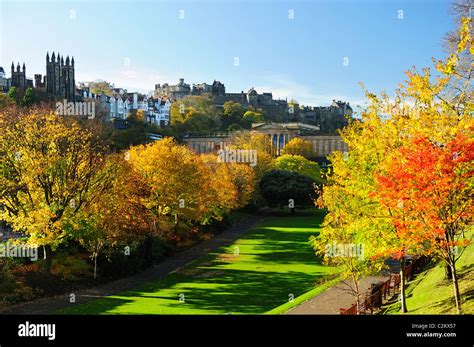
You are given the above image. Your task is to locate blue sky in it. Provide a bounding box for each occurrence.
[0,0,455,108]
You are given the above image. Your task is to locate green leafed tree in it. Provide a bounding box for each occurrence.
[7,87,18,104]
[241,110,264,128]
[170,95,222,135]
[89,81,114,96]
[222,101,244,129]
[259,169,316,214]
[274,154,322,183]
[21,87,35,107]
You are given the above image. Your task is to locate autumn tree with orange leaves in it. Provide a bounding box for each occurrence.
[376,134,474,314]
[314,17,473,314]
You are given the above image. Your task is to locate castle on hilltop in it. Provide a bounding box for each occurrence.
[154,78,352,132]
[154,78,284,109]
[154,78,289,121]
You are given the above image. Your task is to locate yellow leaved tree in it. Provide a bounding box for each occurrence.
[0,107,112,273]
[129,138,220,239]
[314,17,473,314]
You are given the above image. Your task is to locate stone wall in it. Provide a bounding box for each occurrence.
[301,135,348,157]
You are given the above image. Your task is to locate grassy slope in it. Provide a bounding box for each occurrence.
[385,231,473,314]
[59,209,339,314]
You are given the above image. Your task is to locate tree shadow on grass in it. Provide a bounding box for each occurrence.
[224,234,324,269]
[240,228,324,265]
[58,297,135,315]
[410,296,456,314]
[267,208,327,218]
[194,214,324,266]
[408,286,474,314]
[84,268,324,314]
[463,288,474,302]
[456,263,474,280]
[61,212,329,314]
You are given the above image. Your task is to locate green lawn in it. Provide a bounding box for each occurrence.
[59,209,339,314]
[384,230,474,314]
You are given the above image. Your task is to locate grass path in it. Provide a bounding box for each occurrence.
[60,209,338,314]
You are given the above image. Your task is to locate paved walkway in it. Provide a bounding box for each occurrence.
[0,211,269,315]
[286,275,390,314]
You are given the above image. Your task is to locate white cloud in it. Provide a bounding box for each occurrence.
[76,67,177,94]
[254,74,367,108]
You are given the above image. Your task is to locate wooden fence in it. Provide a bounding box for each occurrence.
[339,259,418,315]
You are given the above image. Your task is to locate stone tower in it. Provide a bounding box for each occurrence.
[211,80,225,95]
[10,61,26,90]
[46,52,75,101]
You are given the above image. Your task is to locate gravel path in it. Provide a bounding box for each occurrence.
[286,275,390,314]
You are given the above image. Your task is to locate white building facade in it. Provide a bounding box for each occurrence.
[77,86,170,126]
[0,67,8,92]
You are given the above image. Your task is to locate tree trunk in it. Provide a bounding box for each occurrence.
[174,214,179,234]
[94,253,98,279]
[43,245,53,274]
[144,235,153,264]
[93,242,103,280]
[352,275,361,315]
[450,263,462,314]
[400,257,407,313]
[445,264,452,280]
